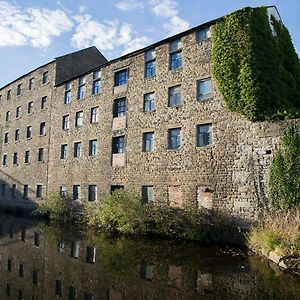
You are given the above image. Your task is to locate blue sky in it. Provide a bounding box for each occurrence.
[0,0,299,87]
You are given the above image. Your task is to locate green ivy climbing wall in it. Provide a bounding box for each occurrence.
[212,7,300,121]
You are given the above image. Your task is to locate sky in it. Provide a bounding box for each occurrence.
[0,0,299,87]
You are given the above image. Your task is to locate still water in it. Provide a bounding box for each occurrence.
[0,212,300,300]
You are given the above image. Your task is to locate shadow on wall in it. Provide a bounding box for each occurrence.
[0,169,39,214]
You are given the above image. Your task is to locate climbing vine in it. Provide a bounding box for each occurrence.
[212,7,300,121]
[268,126,300,209]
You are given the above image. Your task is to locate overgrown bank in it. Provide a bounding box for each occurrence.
[33,189,244,245]
[247,127,300,273]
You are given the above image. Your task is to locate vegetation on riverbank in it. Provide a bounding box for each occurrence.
[33,189,241,243]
[248,126,300,262]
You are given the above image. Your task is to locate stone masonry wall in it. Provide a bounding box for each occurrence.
[0,25,299,223]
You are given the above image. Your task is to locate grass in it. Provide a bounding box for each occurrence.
[247,208,300,256]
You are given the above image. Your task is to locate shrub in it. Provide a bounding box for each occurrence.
[33,192,83,222]
[268,126,300,209]
[85,189,211,241]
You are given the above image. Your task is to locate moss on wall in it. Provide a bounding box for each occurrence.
[212,7,300,121]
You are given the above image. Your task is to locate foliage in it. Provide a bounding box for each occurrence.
[212,7,300,121]
[33,192,83,222]
[247,208,300,255]
[85,189,211,241]
[268,126,300,209]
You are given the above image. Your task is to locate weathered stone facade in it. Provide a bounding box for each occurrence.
[0,10,298,223]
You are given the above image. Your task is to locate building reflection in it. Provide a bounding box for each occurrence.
[0,213,299,300]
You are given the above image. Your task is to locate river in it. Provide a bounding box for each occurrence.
[0,212,299,299]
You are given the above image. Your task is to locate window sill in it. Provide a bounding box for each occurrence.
[167,148,181,152]
[37,161,44,164]
[143,110,156,114]
[26,137,32,140]
[169,67,183,72]
[198,96,212,102]
[27,112,34,116]
[15,140,20,143]
[168,104,182,109]
[144,75,156,80]
[39,134,46,137]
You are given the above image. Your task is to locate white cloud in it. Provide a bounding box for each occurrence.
[149,0,177,18]
[149,0,189,36]
[0,1,73,48]
[163,15,189,36]
[116,0,144,11]
[71,13,151,55]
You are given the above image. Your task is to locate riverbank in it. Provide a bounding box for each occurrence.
[247,208,300,275]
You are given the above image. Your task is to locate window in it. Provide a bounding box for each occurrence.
[1,184,6,195]
[168,128,181,150]
[143,132,154,152]
[13,153,18,165]
[145,49,156,78]
[4,132,9,144]
[74,142,81,158]
[113,98,126,117]
[62,115,69,130]
[7,259,12,272]
[168,85,181,107]
[143,92,155,112]
[197,27,211,42]
[86,246,96,263]
[60,185,67,198]
[28,101,33,114]
[77,76,86,100]
[73,185,80,200]
[197,78,212,100]
[32,270,38,285]
[21,228,26,241]
[23,185,29,199]
[112,136,125,153]
[89,139,97,156]
[107,186,121,197]
[36,185,43,198]
[42,71,49,84]
[90,106,99,123]
[41,96,47,109]
[197,123,212,147]
[140,261,154,280]
[16,106,21,118]
[29,77,35,90]
[71,242,80,258]
[6,111,10,122]
[75,111,83,127]
[34,232,40,246]
[24,150,30,163]
[169,39,182,70]
[7,89,11,100]
[2,154,7,166]
[11,184,16,197]
[17,83,22,95]
[64,82,71,104]
[88,185,97,201]
[38,148,44,162]
[6,284,11,296]
[114,69,128,86]
[19,263,24,277]
[84,293,94,300]
[15,129,20,142]
[69,286,77,300]
[26,126,32,139]
[55,279,63,297]
[61,144,67,159]
[39,122,46,136]
[142,186,154,204]
[92,69,101,94]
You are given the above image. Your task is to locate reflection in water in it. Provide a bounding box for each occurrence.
[0,213,300,299]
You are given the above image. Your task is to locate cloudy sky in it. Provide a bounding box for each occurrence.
[0,0,299,87]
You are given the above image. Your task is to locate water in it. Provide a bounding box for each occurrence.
[0,213,299,300]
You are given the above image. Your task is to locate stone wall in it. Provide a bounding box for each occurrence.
[0,23,299,223]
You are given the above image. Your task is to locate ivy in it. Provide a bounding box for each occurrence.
[212,7,300,121]
[268,126,300,209]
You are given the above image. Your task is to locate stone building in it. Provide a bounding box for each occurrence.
[0,6,297,222]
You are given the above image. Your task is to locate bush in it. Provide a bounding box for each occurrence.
[85,189,211,241]
[268,126,300,209]
[33,192,83,222]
